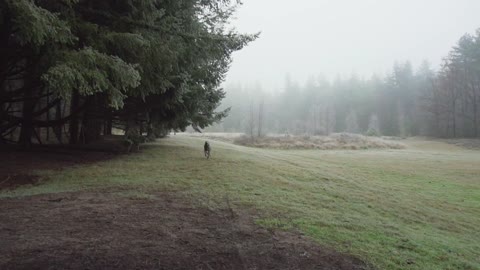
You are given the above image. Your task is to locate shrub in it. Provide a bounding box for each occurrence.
[366,127,381,137]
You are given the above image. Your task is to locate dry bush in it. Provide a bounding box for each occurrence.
[234,133,406,150]
[177,132,242,143]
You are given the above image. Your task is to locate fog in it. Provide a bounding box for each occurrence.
[225,0,480,90]
[210,1,480,138]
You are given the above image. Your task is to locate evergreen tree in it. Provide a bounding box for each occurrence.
[0,0,257,146]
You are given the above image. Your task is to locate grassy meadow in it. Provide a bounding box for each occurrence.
[2,136,479,270]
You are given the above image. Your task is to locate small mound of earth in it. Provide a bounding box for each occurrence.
[0,191,369,270]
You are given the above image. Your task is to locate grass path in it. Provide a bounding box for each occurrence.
[2,136,480,269]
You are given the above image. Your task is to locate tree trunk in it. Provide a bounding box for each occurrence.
[46,93,50,141]
[312,106,317,134]
[69,91,80,144]
[54,101,63,143]
[473,91,478,137]
[257,99,264,137]
[81,96,103,144]
[326,107,330,135]
[18,58,40,147]
[452,99,456,138]
[18,79,37,147]
[104,112,113,136]
[124,101,142,151]
[18,99,35,147]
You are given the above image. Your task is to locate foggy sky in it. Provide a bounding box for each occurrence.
[224,0,480,90]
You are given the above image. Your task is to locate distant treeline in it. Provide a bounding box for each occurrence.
[0,0,256,147]
[213,30,480,138]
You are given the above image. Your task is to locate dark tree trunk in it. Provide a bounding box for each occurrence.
[46,93,50,141]
[19,98,35,147]
[69,91,80,144]
[18,76,38,147]
[124,100,142,151]
[18,57,41,147]
[54,101,63,143]
[104,109,113,136]
[80,96,103,144]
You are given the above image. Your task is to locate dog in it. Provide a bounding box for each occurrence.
[204,141,211,159]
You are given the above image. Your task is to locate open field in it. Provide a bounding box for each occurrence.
[1,136,480,269]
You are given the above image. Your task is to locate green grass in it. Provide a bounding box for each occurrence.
[2,136,480,270]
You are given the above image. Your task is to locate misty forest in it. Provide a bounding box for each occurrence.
[215,35,480,139]
[1,1,480,270]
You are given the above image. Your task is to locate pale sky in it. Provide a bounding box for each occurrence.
[224,0,480,90]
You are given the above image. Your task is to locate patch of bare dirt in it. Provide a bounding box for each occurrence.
[0,174,40,190]
[0,146,116,190]
[0,191,369,270]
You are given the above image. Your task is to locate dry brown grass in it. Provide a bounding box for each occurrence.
[233,133,406,150]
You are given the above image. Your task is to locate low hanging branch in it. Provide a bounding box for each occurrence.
[8,103,86,128]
